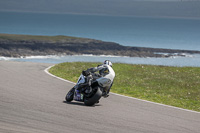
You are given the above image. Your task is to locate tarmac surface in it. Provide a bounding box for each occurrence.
[0,61,200,133]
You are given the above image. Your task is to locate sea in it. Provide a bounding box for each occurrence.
[0,11,200,67]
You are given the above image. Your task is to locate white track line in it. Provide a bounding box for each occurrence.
[44,65,76,85]
[44,65,200,114]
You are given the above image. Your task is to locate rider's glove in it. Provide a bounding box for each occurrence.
[82,70,90,76]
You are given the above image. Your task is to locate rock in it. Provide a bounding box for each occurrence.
[0,34,200,58]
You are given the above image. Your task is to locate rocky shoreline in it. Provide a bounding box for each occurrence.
[1,33,200,58]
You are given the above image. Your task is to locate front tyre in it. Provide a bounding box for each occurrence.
[65,87,75,102]
[84,87,102,106]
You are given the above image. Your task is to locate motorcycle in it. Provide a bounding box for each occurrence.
[65,72,112,106]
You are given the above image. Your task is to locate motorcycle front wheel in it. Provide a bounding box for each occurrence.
[65,87,75,102]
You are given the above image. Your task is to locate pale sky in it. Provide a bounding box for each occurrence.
[0,0,200,18]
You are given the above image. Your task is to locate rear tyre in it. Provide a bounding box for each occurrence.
[84,87,102,106]
[65,88,75,102]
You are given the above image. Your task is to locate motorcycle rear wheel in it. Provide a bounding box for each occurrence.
[84,87,102,106]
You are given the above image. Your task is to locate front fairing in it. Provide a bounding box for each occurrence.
[77,74,86,85]
[73,74,85,101]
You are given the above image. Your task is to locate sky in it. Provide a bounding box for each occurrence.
[0,0,200,18]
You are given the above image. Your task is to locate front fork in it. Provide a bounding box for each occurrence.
[74,89,84,101]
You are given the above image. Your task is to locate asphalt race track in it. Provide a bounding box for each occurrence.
[0,61,200,133]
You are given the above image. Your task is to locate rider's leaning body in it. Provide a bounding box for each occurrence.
[81,60,115,97]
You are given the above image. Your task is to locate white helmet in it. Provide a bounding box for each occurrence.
[104,60,112,67]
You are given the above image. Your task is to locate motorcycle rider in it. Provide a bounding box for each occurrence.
[80,60,115,98]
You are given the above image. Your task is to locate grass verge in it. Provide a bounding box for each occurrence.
[49,62,200,112]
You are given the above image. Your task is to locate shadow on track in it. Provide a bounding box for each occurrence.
[63,101,102,107]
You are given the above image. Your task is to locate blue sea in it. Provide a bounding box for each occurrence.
[0,11,200,66]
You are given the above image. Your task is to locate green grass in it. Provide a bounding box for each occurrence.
[49,62,200,112]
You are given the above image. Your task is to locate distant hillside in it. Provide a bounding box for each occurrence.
[0,33,200,58]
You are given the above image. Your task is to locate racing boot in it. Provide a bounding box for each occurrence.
[102,91,109,98]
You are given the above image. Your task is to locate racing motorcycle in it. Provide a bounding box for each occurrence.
[65,72,111,106]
